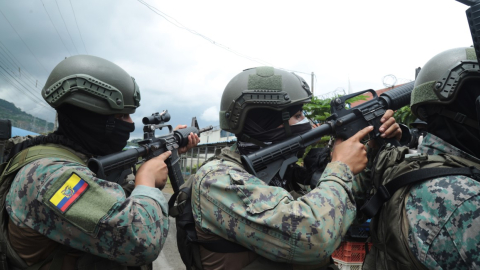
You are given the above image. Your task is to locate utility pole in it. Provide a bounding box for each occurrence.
[32,116,36,132]
[54,112,58,131]
[311,72,314,95]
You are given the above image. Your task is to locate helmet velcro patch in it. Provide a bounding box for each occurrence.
[248,67,282,90]
[466,47,477,61]
[411,81,438,106]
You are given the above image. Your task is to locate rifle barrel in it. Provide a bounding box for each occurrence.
[379,81,415,111]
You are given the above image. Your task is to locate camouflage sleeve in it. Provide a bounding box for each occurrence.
[192,160,357,264]
[349,145,377,223]
[5,158,168,266]
[406,176,480,270]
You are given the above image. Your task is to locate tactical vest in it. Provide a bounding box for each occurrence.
[170,146,338,270]
[362,145,480,270]
[0,144,148,270]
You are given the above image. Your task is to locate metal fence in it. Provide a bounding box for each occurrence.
[179,143,232,178]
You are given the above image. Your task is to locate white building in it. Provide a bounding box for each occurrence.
[199,125,236,146]
[181,126,237,177]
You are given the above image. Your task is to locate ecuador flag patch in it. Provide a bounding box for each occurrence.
[49,173,89,213]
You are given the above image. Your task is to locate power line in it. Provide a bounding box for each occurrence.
[0,40,46,87]
[69,0,88,54]
[54,0,79,54]
[0,8,49,73]
[0,53,39,91]
[40,0,72,57]
[0,68,52,111]
[137,0,271,65]
[0,63,51,109]
[136,0,311,75]
[0,45,38,87]
[0,54,47,104]
[0,41,45,87]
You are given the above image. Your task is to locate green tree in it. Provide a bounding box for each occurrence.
[303,94,369,125]
[392,105,416,126]
[299,94,368,163]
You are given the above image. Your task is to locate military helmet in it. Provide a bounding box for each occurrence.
[411,47,479,121]
[42,55,141,115]
[219,66,312,134]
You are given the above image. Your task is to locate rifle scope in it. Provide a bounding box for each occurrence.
[143,111,171,125]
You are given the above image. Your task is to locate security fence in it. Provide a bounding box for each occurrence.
[179,143,233,178]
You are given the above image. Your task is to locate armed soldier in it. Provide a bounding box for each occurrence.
[0,55,199,269]
[363,47,480,269]
[180,66,402,269]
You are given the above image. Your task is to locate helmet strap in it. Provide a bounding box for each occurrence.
[425,106,480,130]
[282,110,292,137]
[237,134,267,147]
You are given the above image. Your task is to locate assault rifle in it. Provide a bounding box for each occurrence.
[240,81,414,184]
[87,110,213,193]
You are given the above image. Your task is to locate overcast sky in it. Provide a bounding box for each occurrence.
[0,0,473,139]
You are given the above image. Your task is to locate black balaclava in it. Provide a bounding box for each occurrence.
[426,79,480,158]
[238,105,311,155]
[55,105,135,156]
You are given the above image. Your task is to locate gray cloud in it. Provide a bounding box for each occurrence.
[0,0,473,140]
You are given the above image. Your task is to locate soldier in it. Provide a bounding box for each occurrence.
[187,66,401,269]
[0,55,199,269]
[363,47,480,269]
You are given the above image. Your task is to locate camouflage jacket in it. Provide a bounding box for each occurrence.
[406,134,480,269]
[191,144,369,265]
[5,144,169,266]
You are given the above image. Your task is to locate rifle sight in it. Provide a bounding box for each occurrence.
[143,110,171,125]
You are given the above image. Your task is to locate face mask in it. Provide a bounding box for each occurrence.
[108,120,135,154]
[293,117,310,126]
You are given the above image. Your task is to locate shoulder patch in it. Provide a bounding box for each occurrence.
[43,168,118,235]
[49,173,89,213]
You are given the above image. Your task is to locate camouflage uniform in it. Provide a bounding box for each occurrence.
[5,146,169,266]
[405,133,480,269]
[191,144,369,267]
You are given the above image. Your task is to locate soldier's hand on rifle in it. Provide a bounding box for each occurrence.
[332,126,373,174]
[135,150,172,190]
[378,109,402,141]
[174,125,201,154]
[368,109,402,149]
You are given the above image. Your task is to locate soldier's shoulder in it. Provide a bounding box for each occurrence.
[24,156,84,170]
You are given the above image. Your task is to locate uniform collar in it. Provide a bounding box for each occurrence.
[418,133,480,163]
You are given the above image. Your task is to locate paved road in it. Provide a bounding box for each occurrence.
[153,192,186,270]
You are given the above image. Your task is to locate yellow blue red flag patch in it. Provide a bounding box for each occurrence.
[49,173,89,213]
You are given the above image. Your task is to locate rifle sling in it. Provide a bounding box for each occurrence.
[361,167,480,218]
